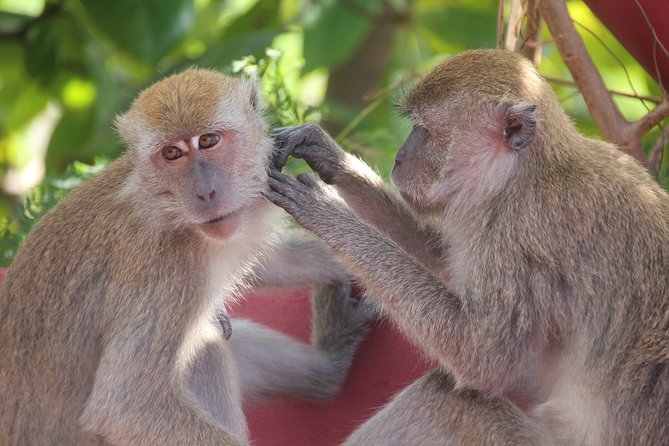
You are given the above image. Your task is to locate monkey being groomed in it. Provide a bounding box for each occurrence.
[267,49,669,445]
[0,69,373,445]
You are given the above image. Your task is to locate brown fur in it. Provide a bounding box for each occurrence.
[267,49,669,445]
[0,69,371,445]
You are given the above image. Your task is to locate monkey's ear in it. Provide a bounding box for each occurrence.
[247,80,262,111]
[498,102,537,151]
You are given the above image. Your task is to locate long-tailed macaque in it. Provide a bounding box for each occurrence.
[0,69,372,445]
[266,49,669,445]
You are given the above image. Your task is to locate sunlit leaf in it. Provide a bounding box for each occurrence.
[0,11,31,34]
[80,0,194,63]
[303,0,375,72]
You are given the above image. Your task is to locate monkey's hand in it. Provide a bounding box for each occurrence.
[312,280,376,356]
[309,280,376,399]
[272,124,346,184]
[264,169,349,237]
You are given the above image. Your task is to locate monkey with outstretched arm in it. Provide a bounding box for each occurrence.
[266,49,669,445]
[0,69,372,445]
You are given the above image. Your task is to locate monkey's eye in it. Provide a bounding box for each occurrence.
[162,146,185,161]
[199,133,220,149]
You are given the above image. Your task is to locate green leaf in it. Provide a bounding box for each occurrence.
[23,15,58,79]
[416,6,497,51]
[302,0,375,72]
[46,108,94,172]
[195,30,279,71]
[80,0,194,63]
[222,0,279,40]
[0,10,31,34]
[3,82,49,131]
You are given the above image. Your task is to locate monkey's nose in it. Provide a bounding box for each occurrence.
[196,189,216,201]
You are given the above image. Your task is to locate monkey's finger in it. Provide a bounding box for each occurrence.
[271,127,299,150]
[267,168,302,186]
[271,150,290,171]
[291,144,324,161]
[271,134,293,170]
[296,172,319,188]
[266,171,307,198]
[261,189,297,210]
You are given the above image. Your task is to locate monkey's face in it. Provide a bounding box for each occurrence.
[148,128,270,240]
[116,69,272,240]
[390,107,460,220]
[391,123,443,214]
[392,50,546,220]
[391,100,537,224]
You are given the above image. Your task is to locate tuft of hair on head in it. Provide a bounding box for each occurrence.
[114,69,263,154]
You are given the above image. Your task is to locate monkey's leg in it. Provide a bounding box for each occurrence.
[229,281,373,402]
[345,370,548,446]
[252,230,350,287]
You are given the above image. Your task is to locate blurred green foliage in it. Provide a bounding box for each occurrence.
[0,0,665,266]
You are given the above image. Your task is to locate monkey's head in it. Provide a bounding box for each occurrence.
[116,69,272,240]
[393,49,567,220]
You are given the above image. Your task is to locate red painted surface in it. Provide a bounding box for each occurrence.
[230,286,432,446]
[0,268,430,445]
[583,0,669,91]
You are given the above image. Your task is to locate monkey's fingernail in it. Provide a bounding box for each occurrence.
[217,313,232,340]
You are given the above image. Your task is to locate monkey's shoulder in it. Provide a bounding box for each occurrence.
[7,155,152,281]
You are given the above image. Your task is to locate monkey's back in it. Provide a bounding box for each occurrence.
[510,137,669,443]
[0,153,201,444]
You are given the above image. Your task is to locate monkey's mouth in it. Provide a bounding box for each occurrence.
[203,210,237,225]
[199,209,243,240]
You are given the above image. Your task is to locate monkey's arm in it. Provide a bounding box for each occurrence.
[265,171,536,393]
[229,282,373,402]
[273,125,446,278]
[252,229,351,287]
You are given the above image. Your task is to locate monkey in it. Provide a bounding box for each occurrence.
[265,49,669,445]
[0,68,373,445]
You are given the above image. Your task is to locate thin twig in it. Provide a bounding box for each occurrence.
[632,0,669,61]
[544,76,662,104]
[647,125,669,175]
[336,95,388,142]
[573,19,650,113]
[504,0,524,51]
[633,100,669,138]
[538,0,645,162]
[497,0,506,49]
[520,0,543,65]
[362,72,416,102]
[632,0,667,94]
[652,40,665,94]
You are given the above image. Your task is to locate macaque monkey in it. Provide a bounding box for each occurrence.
[266,49,669,445]
[0,69,372,445]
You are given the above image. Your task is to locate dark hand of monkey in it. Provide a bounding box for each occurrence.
[264,169,348,236]
[272,125,346,183]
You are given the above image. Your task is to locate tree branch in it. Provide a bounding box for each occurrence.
[538,0,645,162]
[633,99,669,138]
[544,76,663,104]
[647,124,669,174]
[497,0,506,49]
[504,0,524,51]
[520,0,543,65]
